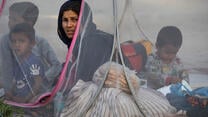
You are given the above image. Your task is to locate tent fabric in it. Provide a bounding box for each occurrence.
[0,0,207,116]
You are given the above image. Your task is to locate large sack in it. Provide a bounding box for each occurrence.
[61,62,177,117]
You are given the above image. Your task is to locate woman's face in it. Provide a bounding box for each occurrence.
[62,10,79,39]
[157,44,179,64]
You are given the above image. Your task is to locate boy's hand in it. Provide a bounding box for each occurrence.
[170,77,182,84]
[165,77,182,85]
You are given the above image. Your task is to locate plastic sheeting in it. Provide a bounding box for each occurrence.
[0,0,208,116]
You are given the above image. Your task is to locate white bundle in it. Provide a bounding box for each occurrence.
[61,62,177,117]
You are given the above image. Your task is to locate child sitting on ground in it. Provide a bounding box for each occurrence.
[144,25,189,90]
[7,23,47,103]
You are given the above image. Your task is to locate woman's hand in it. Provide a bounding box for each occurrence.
[105,67,139,94]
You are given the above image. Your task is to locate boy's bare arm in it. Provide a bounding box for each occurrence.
[28,76,42,100]
[23,76,42,102]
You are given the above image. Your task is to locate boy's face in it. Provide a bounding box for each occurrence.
[11,32,33,58]
[8,11,25,30]
[62,10,79,39]
[157,44,179,64]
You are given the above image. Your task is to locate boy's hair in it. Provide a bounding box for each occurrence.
[156,26,182,48]
[10,23,35,42]
[9,2,39,26]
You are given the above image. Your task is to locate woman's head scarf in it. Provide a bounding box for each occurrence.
[57,0,81,48]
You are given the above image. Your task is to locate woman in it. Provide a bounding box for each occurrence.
[57,1,180,117]
[57,0,81,48]
[57,0,114,82]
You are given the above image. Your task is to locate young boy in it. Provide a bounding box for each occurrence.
[8,23,46,103]
[144,26,189,89]
[0,2,62,91]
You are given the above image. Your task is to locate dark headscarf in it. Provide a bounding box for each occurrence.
[57,0,81,48]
